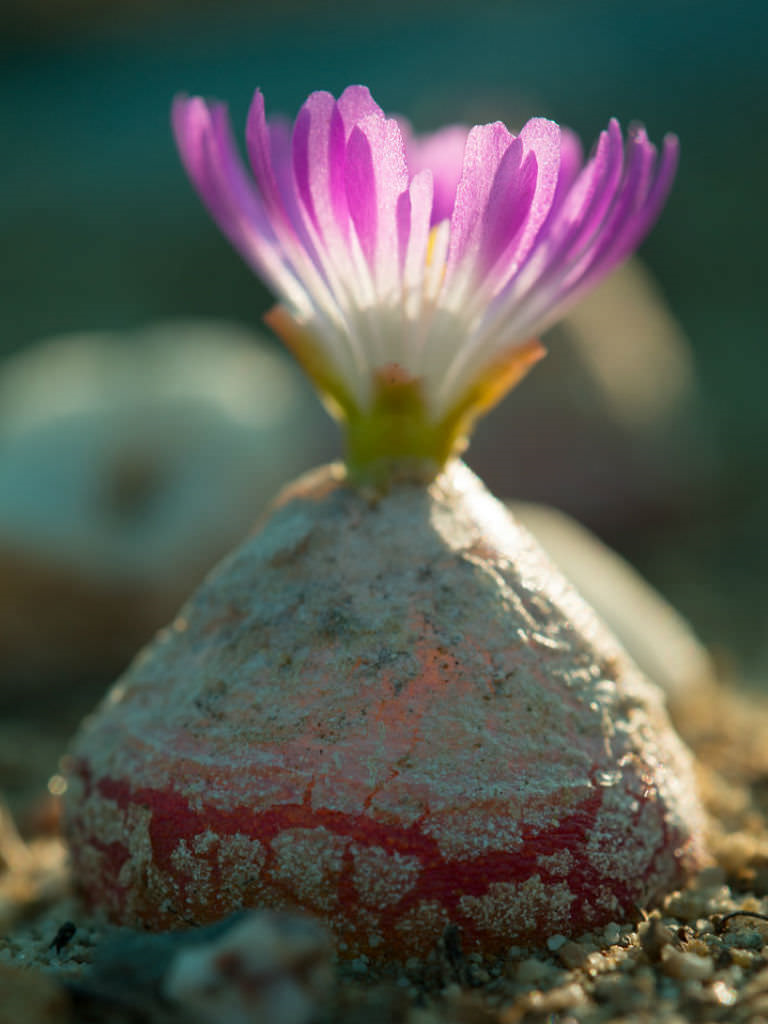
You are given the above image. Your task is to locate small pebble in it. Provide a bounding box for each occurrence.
[723,927,764,950]
[730,946,760,968]
[163,910,334,1024]
[709,979,737,1006]
[743,965,768,997]
[349,957,369,977]
[660,946,714,981]
[665,891,707,922]
[515,956,553,984]
[520,981,588,1014]
[556,940,590,969]
[468,965,490,985]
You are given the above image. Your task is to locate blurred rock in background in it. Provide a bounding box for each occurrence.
[0,321,335,700]
[509,500,717,714]
[473,258,714,530]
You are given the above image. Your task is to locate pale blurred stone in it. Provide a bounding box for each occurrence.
[163,910,334,1024]
[509,500,716,704]
[0,320,335,691]
[470,259,713,528]
[660,946,714,980]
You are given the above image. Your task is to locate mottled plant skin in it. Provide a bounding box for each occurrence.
[173,85,678,482]
[64,462,706,959]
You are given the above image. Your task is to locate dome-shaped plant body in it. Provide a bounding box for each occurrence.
[64,461,706,958]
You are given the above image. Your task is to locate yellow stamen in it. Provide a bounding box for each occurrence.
[426,225,440,267]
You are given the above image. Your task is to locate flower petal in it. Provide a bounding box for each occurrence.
[549,127,583,216]
[336,84,385,130]
[479,122,675,358]
[286,91,381,338]
[172,95,314,316]
[528,118,626,291]
[532,122,658,310]
[344,113,410,298]
[499,117,562,276]
[400,169,434,300]
[445,121,517,284]
[405,123,469,225]
[246,97,334,303]
[292,91,349,248]
[244,90,286,217]
[575,129,679,293]
[478,139,537,277]
[481,118,626,332]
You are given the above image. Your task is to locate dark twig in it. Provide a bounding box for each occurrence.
[49,921,76,953]
[715,910,768,933]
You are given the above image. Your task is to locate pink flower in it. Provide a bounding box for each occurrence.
[173,85,678,480]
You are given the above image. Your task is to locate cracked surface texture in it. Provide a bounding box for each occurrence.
[64,460,706,957]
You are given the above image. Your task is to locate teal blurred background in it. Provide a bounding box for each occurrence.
[0,0,766,684]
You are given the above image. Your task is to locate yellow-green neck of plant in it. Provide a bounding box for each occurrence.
[266,304,546,492]
[344,366,460,489]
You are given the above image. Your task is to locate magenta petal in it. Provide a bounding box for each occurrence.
[550,128,583,214]
[479,118,563,288]
[265,116,302,227]
[243,91,332,294]
[205,106,296,274]
[173,96,331,322]
[629,132,679,243]
[174,97,273,264]
[508,118,561,266]
[245,90,285,215]
[576,130,679,292]
[344,113,409,290]
[292,91,348,243]
[479,139,535,274]
[241,92,337,302]
[172,97,237,235]
[401,168,434,290]
[564,124,656,286]
[336,85,384,133]
[396,188,411,274]
[515,119,625,292]
[345,125,378,267]
[405,124,469,225]
[446,121,517,277]
[553,120,625,262]
[488,120,677,344]
[265,114,339,292]
[515,127,583,271]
